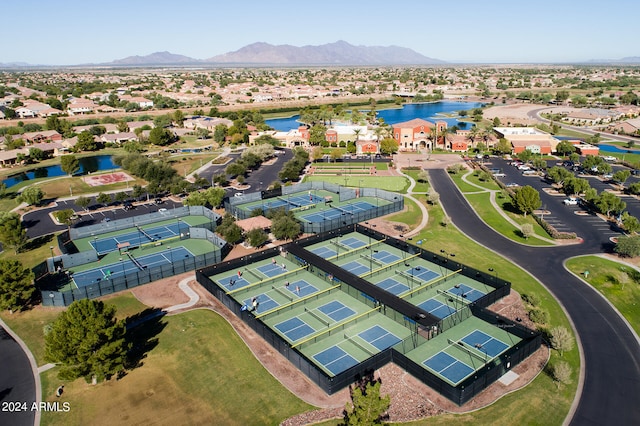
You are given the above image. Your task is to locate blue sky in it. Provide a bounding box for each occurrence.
[3,0,639,64]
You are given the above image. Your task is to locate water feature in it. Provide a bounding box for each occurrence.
[597,144,640,154]
[265,101,483,131]
[2,155,119,188]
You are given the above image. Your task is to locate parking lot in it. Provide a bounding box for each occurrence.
[486,157,625,241]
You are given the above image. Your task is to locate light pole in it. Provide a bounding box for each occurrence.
[69,185,73,197]
[177,218,182,239]
[489,267,498,284]
[167,246,174,273]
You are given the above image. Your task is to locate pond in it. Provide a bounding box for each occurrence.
[2,155,118,188]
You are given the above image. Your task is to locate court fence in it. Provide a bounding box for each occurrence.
[40,227,229,307]
[68,205,220,240]
[195,227,540,401]
[225,181,404,234]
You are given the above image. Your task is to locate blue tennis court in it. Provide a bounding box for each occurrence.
[72,246,194,288]
[372,250,401,264]
[341,261,369,275]
[281,194,324,208]
[310,246,336,258]
[260,198,289,212]
[317,300,356,321]
[358,325,401,350]
[340,237,366,249]
[406,267,440,283]
[332,201,376,215]
[257,262,288,277]
[90,222,185,255]
[218,274,251,291]
[313,346,359,375]
[418,298,456,319]
[285,279,317,297]
[423,351,474,384]
[275,317,315,341]
[461,330,509,357]
[242,294,279,313]
[301,208,345,223]
[448,284,485,302]
[374,277,410,295]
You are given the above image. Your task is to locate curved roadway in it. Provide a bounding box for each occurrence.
[430,169,640,425]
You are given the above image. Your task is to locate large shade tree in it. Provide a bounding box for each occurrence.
[44,299,129,383]
[0,259,35,312]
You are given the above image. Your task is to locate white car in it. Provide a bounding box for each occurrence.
[517,165,531,171]
[602,156,616,162]
[158,208,168,213]
[563,197,578,206]
[234,192,244,197]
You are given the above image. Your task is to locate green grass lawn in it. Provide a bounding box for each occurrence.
[304,175,410,192]
[465,193,552,246]
[40,308,312,426]
[402,170,430,193]
[385,196,423,230]
[448,172,486,193]
[565,256,640,335]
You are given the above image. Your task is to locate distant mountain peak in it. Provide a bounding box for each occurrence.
[108,51,199,65]
[205,40,445,65]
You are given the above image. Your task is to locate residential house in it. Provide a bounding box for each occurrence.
[101,132,138,144]
[15,101,62,118]
[22,130,63,144]
[67,99,98,115]
[119,95,154,108]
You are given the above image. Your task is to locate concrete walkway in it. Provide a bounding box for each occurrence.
[395,166,429,238]
[459,170,557,245]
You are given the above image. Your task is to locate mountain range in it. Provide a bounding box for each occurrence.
[0,41,444,67]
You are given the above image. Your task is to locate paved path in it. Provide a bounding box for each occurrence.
[459,170,556,245]
[429,168,640,425]
[395,166,429,238]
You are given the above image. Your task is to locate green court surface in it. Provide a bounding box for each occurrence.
[207,231,522,380]
[403,316,522,385]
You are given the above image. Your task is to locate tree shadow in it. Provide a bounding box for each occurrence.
[22,234,55,252]
[122,308,167,376]
[502,200,520,214]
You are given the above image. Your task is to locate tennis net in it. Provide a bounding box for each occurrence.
[305,307,330,327]
[360,253,385,267]
[137,226,155,242]
[127,252,145,271]
[272,285,293,302]
[245,268,262,280]
[447,338,487,363]
[344,333,374,355]
[395,269,423,287]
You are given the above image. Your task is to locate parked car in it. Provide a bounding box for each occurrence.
[505,182,519,187]
[563,197,579,206]
[234,192,244,197]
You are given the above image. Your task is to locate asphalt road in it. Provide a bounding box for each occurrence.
[430,169,640,425]
[0,325,36,426]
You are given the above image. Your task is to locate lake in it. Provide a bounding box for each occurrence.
[265,101,483,131]
[3,155,118,188]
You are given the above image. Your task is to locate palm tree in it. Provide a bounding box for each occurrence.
[374,127,385,154]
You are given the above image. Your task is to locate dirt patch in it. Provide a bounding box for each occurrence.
[129,272,192,309]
